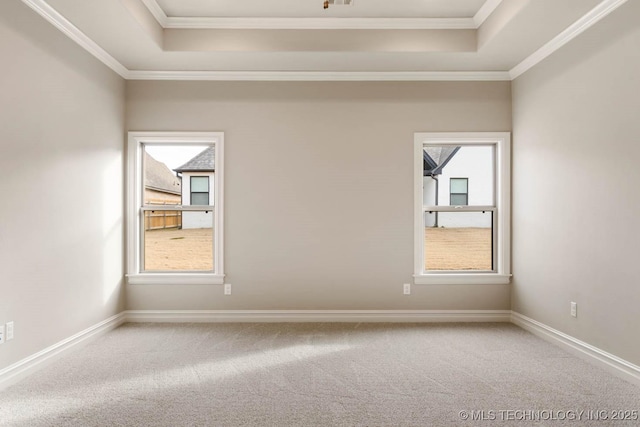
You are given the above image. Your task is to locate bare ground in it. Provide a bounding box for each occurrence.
[425,227,492,270]
[144,228,213,271]
[143,226,491,272]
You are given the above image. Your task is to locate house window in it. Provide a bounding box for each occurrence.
[127,132,224,285]
[190,177,210,205]
[414,132,511,285]
[449,178,468,206]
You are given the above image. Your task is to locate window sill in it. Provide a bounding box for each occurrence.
[413,274,511,285]
[126,273,225,285]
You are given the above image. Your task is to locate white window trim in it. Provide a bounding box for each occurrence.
[126,132,225,285]
[414,132,511,285]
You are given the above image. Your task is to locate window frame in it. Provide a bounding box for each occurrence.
[127,132,225,285]
[414,132,511,285]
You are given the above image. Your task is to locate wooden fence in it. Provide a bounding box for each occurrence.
[144,201,182,231]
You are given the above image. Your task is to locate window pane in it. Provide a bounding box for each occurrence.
[450,178,467,193]
[143,147,182,207]
[191,192,209,205]
[424,211,493,271]
[423,145,493,206]
[450,194,468,205]
[191,176,209,192]
[142,144,216,272]
[143,217,213,271]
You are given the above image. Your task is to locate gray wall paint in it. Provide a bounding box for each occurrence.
[126,81,512,310]
[512,1,640,365]
[0,1,125,369]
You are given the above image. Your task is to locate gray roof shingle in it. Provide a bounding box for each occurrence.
[423,146,460,176]
[174,147,215,172]
[145,152,181,195]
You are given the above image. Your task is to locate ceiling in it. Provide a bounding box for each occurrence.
[22,0,627,81]
[153,0,488,19]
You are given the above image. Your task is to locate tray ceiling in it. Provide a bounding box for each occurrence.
[154,0,487,19]
[21,0,627,80]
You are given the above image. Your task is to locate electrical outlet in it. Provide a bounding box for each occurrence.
[570,302,577,318]
[0,324,4,344]
[224,284,232,295]
[6,322,14,341]
[403,283,411,295]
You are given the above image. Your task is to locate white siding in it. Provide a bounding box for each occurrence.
[423,145,493,228]
[181,171,215,229]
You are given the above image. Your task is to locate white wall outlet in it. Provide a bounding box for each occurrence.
[0,324,4,344]
[6,322,14,341]
[224,284,232,295]
[403,283,411,295]
[570,302,577,318]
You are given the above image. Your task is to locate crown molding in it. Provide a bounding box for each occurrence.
[20,0,129,79]
[21,0,627,83]
[127,70,512,81]
[141,0,483,30]
[140,0,168,27]
[163,17,476,30]
[509,0,629,79]
[473,0,503,27]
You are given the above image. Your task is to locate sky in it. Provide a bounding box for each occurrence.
[145,145,209,171]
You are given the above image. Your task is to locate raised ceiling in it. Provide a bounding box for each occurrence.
[22,0,627,80]
[153,0,488,19]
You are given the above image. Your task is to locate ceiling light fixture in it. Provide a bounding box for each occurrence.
[323,0,353,10]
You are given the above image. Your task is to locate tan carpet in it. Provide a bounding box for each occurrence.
[0,323,638,426]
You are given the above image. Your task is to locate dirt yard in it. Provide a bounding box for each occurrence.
[144,228,213,271]
[425,227,492,270]
[143,226,491,272]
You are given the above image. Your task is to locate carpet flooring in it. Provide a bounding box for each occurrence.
[1,322,638,426]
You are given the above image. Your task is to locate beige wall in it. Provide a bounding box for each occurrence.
[512,1,640,365]
[126,80,512,310]
[0,1,125,369]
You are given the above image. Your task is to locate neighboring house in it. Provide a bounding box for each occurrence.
[423,146,493,228]
[144,152,182,230]
[144,152,181,204]
[174,147,215,229]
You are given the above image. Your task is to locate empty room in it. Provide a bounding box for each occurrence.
[1,0,639,425]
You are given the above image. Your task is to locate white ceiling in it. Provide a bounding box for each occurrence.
[22,0,627,81]
[154,0,488,19]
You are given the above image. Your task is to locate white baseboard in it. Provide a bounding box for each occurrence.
[124,309,512,323]
[0,312,126,390]
[511,312,640,387]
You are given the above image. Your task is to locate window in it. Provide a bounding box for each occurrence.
[414,132,510,285]
[190,177,210,205]
[127,132,224,285]
[449,178,468,205]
